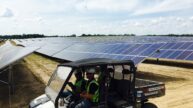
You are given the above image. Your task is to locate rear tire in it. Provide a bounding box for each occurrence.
[142,103,157,108]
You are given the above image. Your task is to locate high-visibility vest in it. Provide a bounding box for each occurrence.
[74,79,84,93]
[86,80,99,103]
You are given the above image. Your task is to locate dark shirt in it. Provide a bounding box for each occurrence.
[87,79,99,94]
[80,79,86,92]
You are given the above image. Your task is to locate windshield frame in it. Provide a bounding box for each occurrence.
[45,65,75,104]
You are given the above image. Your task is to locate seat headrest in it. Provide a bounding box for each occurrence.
[107,68,114,73]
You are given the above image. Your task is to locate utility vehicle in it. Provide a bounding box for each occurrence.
[29,58,165,108]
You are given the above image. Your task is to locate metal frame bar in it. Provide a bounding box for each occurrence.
[0,67,9,85]
[0,65,14,108]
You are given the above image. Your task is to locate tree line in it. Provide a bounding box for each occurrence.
[0,34,45,39]
[145,34,193,37]
[1,34,193,39]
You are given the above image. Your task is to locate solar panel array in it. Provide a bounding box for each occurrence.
[150,42,193,60]
[12,36,193,65]
[0,41,39,69]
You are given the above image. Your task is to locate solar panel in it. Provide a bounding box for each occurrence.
[94,45,108,53]
[185,53,193,60]
[103,45,117,53]
[36,43,72,56]
[65,44,84,51]
[129,43,165,57]
[53,51,92,61]
[152,43,165,49]
[167,50,183,59]
[111,44,131,54]
[150,50,167,58]
[113,55,125,60]
[104,44,122,53]
[129,44,151,55]
[159,50,174,58]
[131,57,145,65]
[121,44,141,54]
[170,42,184,49]
[187,44,193,50]
[12,37,193,65]
[178,42,193,49]
[161,43,176,49]
[53,51,73,61]
[176,51,192,60]
[0,46,38,69]
[122,55,134,60]
[83,53,95,58]
[140,48,157,56]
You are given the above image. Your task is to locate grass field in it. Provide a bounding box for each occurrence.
[0,40,5,46]
[1,53,193,108]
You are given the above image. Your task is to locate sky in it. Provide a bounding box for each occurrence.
[0,0,193,36]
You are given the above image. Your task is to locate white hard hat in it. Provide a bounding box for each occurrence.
[86,67,96,74]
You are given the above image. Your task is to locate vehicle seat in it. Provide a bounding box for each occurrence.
[108,69,132,108]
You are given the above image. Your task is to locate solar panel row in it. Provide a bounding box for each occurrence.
[36,43,73,56]
[0,41,39,69]
[160,42,193,50]
[148,42,193,60]
[150,49,193,60]
[12,37,193,65]
[63,43,164,56]
[53,50,145,65]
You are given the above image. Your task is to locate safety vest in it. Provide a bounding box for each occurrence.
[86,80,99,103]
[74,79,84,93]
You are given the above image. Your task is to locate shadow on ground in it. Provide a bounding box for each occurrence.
[137,71,186,83]
[0,60,45,108]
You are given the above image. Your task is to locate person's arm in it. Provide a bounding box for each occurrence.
[80,83,98,100]
[68,82,76,90]
[80,93,93,100]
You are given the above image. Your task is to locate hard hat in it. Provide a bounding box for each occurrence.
[74,69,81,75]
[86,67,96,74]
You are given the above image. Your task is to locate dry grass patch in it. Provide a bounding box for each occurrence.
[138,63,193,108]
[24,53,59,85]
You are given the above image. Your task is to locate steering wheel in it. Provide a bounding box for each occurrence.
[66,90,82,102]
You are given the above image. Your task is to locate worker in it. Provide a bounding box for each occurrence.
[74,67,99,108]
[61,69,86,99]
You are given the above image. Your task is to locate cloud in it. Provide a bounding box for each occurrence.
[0,7,14,17]
[190,16,193,21]
[75,0,138,12]
[133,0,193,16]
[23,16,43,22]
[176,17,184,22]
[0,0,193,35]
[134,22,143,27]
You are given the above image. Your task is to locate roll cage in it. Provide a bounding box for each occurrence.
[53,58,136,108]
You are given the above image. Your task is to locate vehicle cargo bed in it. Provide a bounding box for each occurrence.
[135,78,165,99]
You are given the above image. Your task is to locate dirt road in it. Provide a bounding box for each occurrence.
[138,63,193,108]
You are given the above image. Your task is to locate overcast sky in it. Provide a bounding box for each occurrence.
[0,0,193,35]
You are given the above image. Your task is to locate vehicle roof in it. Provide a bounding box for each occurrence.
[59,58,135,67]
